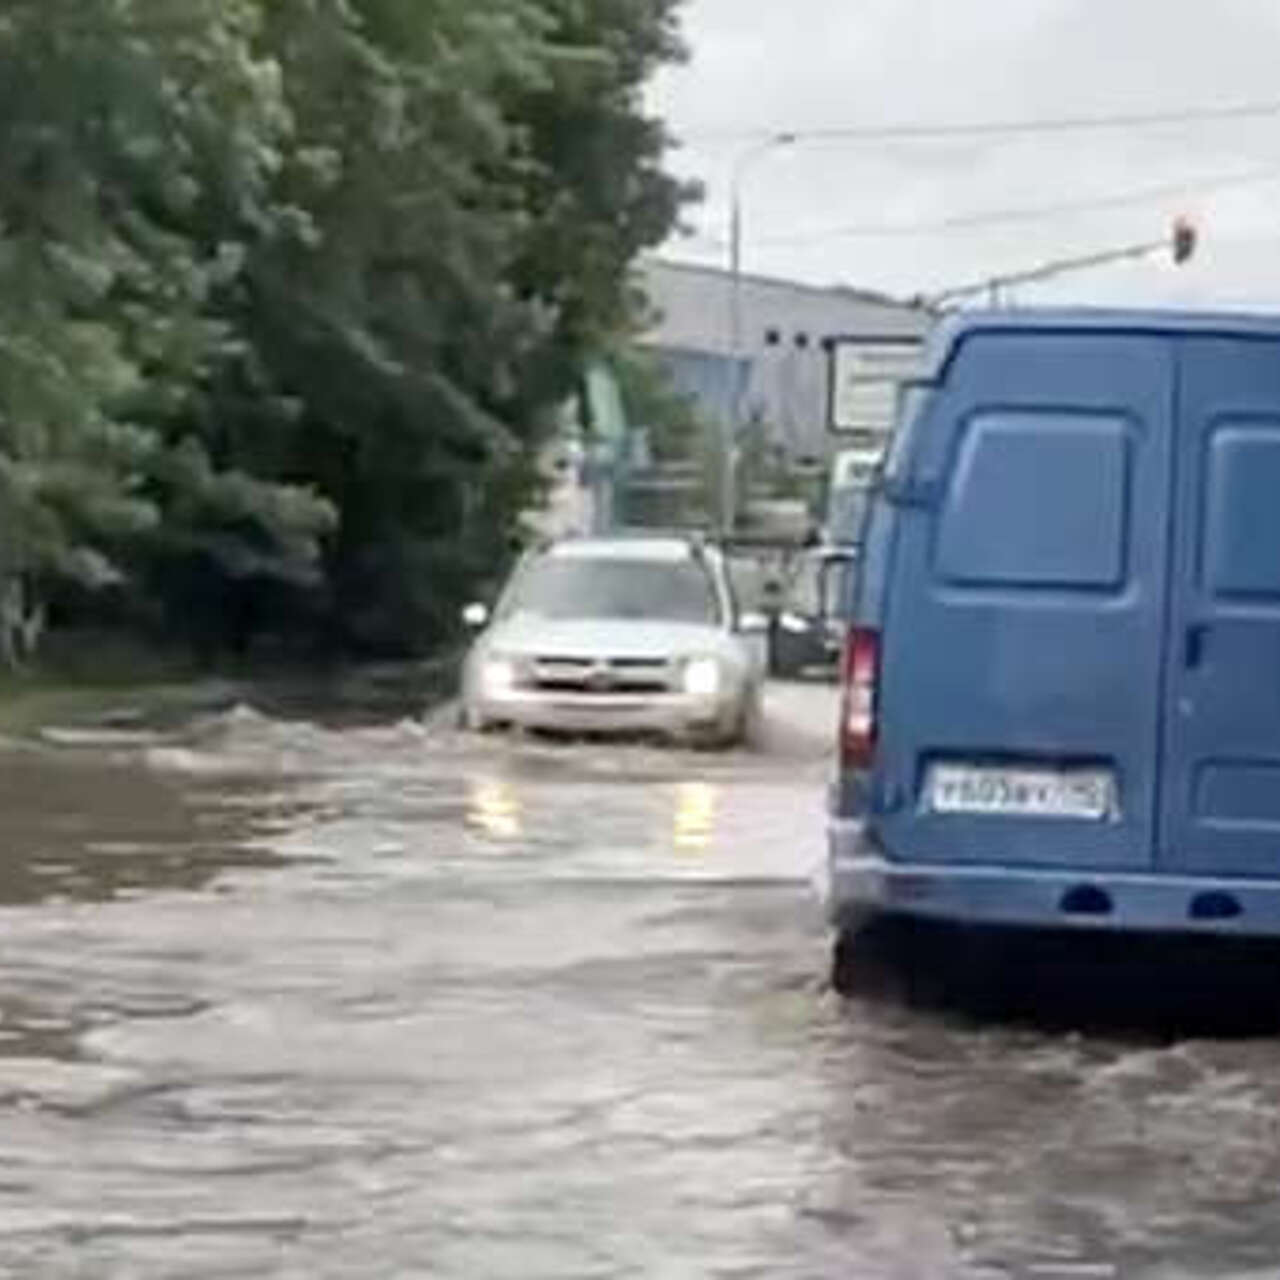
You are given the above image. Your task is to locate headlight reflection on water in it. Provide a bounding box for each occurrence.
[469,776,719,854]
[673,781,718,853]
[468,777,523,841]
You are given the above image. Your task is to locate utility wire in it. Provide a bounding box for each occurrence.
[682,99,1280,146]
[740,166,1280,246]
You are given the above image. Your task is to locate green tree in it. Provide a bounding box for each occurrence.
[206,0,689,655]
[0,0,689,665]
[507,0,690,404]
[613,347,705,463]
[0,0,332,664]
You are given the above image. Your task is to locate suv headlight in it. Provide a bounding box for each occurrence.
[682,656,722,697]
[481,655,519,697]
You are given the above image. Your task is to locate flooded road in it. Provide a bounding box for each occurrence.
[3,684,1280,1277]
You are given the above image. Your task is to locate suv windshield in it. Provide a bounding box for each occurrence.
[502,556,721,625]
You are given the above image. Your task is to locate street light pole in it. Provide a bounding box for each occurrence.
[723,132,797,537]
[930,219,1199,309]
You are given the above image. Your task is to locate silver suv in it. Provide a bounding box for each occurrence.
[460,535,765,747]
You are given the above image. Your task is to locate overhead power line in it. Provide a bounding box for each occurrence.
[682,99,1280,146]
[751,166,1280,246]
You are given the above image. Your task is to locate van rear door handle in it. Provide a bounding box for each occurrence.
[1184,623,1208,670]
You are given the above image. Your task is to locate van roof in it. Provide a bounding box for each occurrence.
[930,306,1280,375]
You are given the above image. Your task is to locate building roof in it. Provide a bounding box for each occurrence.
[638,256,931,359]
[641,256,915,310]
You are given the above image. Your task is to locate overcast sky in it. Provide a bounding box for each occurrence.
[646,0,1280,307]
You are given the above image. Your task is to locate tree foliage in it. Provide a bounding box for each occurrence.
[0,0,686,663]
[614,347,706,463]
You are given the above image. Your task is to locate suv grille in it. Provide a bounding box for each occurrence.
[531,656,672,695]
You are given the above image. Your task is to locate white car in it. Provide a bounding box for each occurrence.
[460,535,766,747]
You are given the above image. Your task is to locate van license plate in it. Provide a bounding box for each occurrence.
[926,765,1114,821]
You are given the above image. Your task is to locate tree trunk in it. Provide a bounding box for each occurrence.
[0,576,45,670]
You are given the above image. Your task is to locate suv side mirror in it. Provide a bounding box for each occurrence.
[462,602,490,630]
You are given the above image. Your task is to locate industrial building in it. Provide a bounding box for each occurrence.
[637,258,933,465]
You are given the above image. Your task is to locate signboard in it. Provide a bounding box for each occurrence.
[827,336,925,436]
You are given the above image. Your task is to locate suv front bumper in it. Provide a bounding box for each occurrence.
[471,688,738,740]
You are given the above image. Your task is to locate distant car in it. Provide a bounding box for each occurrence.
[767,547,859,679]
[460,535,766,747]
[825,446,881,547]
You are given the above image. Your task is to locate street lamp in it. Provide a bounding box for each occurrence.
[930,216,1201,309]
[722,131,798,536]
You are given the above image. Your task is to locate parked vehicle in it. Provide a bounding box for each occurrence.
[825,445,882,547]
[767,546,859,679]
[829,309,1280,978]
[461,534,765,747]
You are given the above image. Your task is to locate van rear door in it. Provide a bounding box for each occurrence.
[873,331,1175,872]
[1160,336,1280,876]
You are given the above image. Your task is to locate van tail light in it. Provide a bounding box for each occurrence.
[840,626,880,769]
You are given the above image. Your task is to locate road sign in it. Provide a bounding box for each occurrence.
[827,336,926,436]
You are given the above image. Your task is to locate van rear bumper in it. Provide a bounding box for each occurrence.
[829,818,1280,937]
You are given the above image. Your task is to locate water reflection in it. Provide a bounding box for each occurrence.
[465,774,726,857]
[467,777,523,841]
[673,781,718,852]
[7,690,1280,1275]
[0,744,284,907]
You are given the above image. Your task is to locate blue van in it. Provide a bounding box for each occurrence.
[829,309,1280,964]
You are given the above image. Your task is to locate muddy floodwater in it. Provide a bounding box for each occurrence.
[3,681,1280,1278]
